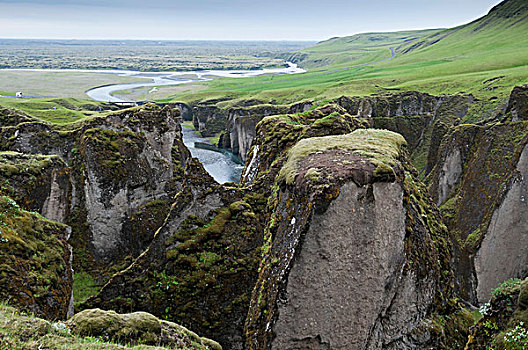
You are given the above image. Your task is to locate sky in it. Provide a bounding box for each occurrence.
[0,0,504,41]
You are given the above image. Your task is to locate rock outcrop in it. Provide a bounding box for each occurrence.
[68,308,221,349]
[245,129,453,350]
[190,91,473,169]
[427,116,528,303]
[0,195,73,320]
[504,85,528,122]
[0,151,71,223]
[1,104,190,267]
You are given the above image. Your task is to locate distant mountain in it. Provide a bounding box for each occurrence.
[288,29,442,68]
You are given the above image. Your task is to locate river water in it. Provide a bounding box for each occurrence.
[85,63,305,102]
[80,63,304,184]
[182,126,243,184]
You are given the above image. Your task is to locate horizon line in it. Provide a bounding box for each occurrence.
[0,27,448,43]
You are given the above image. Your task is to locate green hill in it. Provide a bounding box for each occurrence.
[287,29,441,69]
[176,0,528,112]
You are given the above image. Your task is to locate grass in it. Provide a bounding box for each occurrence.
[277,129,407,185]
[73,272,100,310]
[171,1,528,112]
[0,97,105,124]
[0,70,146,99]
[181,121,195,129]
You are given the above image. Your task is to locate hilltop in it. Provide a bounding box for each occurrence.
[176,0,528,113]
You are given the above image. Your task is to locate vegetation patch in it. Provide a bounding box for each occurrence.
[0,196,72,320]
[0,303,220,349]
[278,129,406,185]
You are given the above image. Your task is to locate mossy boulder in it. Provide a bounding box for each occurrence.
[0,196,72,320]
[68,308,222,349]
[0,303,219,349]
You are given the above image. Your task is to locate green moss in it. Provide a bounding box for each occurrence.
[278,129,406,185]
[425,303,476,349]
[0,303,219,349]
[73,272,100,310]
[0,196,72,319]
[304,168,322,182]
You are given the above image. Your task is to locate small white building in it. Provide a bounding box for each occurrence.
[15,92,23,98]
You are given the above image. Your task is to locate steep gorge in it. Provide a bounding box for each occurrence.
[1,85,528,349]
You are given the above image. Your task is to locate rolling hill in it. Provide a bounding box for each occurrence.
[176,0,528,116]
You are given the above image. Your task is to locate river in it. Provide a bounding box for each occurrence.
[85,63,305,102]
[81,63,305,184]
[182,126,243,184]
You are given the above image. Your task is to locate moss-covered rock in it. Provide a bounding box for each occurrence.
[1,103,190,271]
[504,85,528,122]
[68,308,222,349]
[245,129,454,349]
[466,278,528,349]
[0,151,71,222]
[241,103,368,186]
[78,157,259,349]
[0,303,220,349]
[427,115,528,302]
[0,196,72,320]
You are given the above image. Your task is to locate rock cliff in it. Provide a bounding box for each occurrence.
[426,87,528,303]
[1,104,189,268]
[244,129,453,350]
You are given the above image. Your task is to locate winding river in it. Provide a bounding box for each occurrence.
[182,126,244,184]
[82,63,305,183]
[85,63,305,102]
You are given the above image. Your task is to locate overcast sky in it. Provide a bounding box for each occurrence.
[0,0,503,41]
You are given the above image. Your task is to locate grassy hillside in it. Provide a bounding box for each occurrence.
[0,97,104,124]
[286,29,440,69]
[172,0,528,111]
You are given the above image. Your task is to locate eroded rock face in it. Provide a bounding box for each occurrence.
[426,106,528,302]
[0,152,71,223]
[245,129,453,350]
[1,105,189,265]
[227,113,259,163]
[82,158,265,350]
[505,85,528,122]
[272,182,410,349]
[475,144,528,302]
[436,148,463,206]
